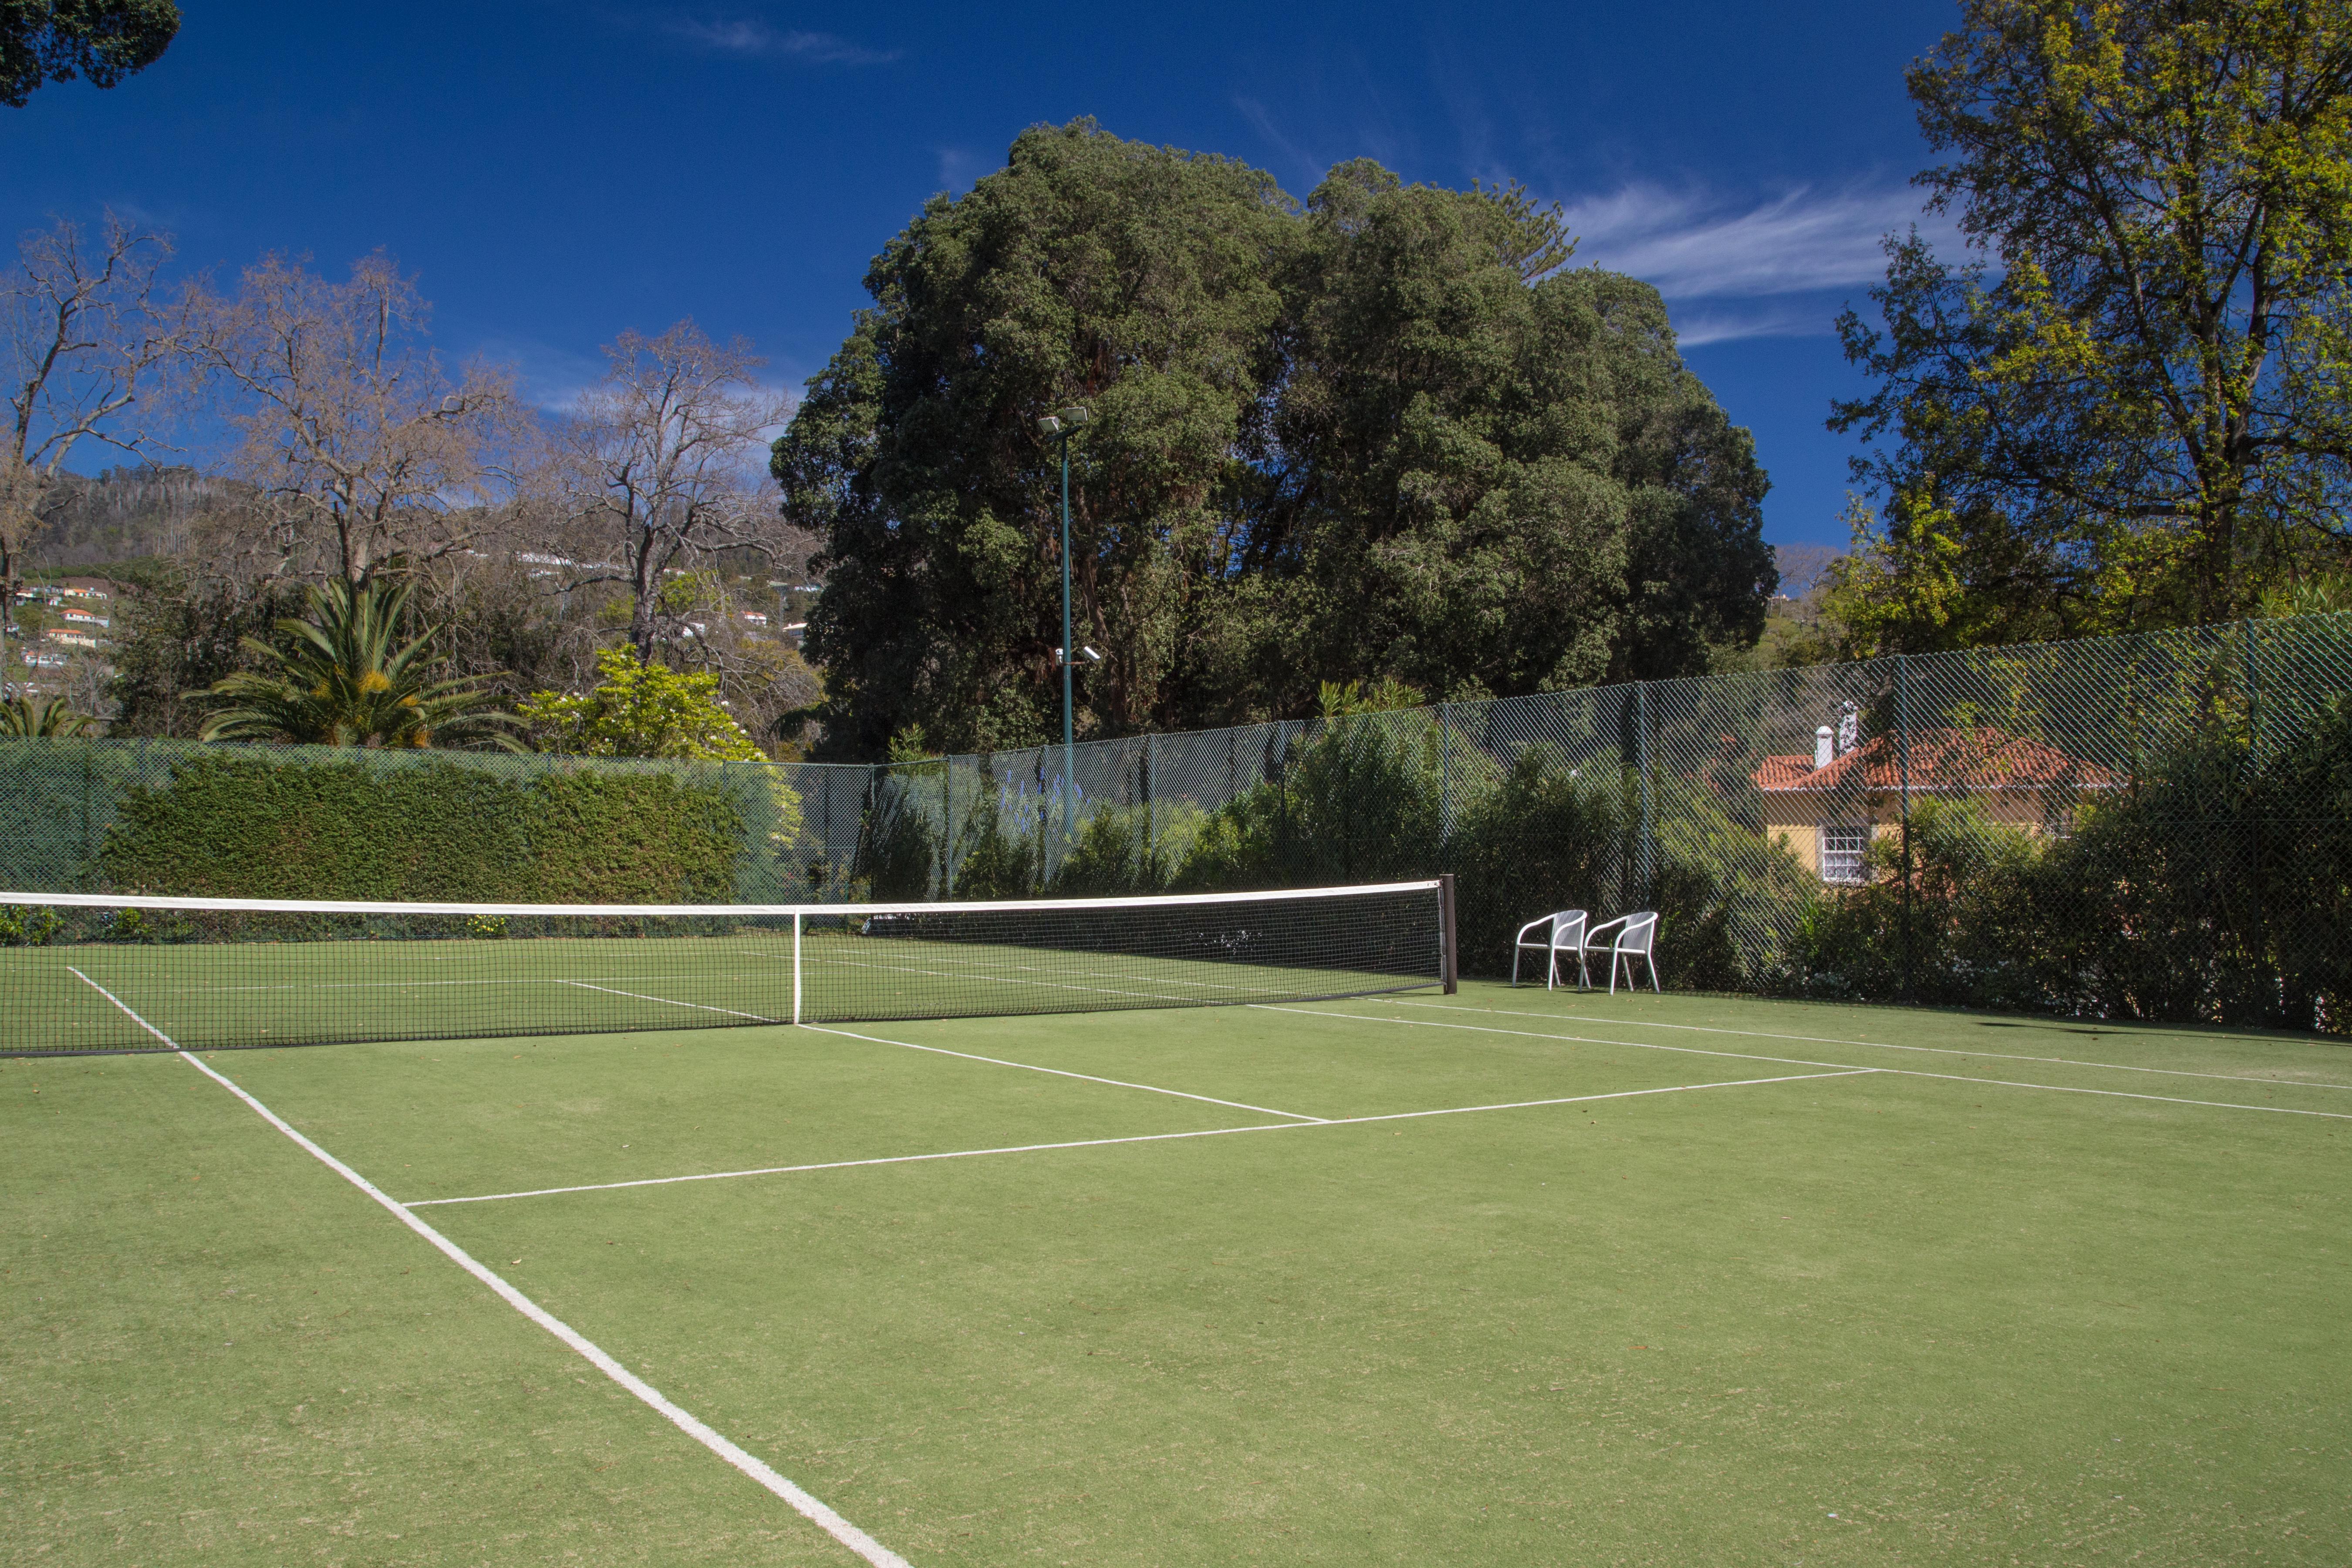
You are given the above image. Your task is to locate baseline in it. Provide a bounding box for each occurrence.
[409,1066,1876,1208]
[64,967,912,1568]
[1269,1004,2352,1121]
[1391,998,2352,1092]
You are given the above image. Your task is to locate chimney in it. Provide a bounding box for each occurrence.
[1814,726,1834,770]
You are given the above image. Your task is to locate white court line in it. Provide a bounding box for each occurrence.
[408,1067,1876,1207]
[1392,998,2352,1092]
[1263,1004,2352,1122]
[831,956,1205,1005]
[801,1023,1328,1122]
[558,979,778,1022]
[64,967,911,1568]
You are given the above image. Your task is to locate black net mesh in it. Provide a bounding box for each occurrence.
[0,884,1448,1055]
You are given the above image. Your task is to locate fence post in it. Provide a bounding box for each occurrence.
[1637,682,1653,907]
[1898,653,1914,1003]
[2245,618,2268,1022]
[1146,731,1158,875]
[1438,702,1453,857]
[942,759,954,899]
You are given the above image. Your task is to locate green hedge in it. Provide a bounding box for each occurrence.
[101,753,747,903]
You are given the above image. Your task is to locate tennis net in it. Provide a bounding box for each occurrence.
[0,880,1456,1055]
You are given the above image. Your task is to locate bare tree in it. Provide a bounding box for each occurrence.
[542,321,791,663]
[1,213,183,697]
[186,251,522,588]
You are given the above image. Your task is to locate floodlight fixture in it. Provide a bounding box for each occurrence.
[1037,414,1062,436]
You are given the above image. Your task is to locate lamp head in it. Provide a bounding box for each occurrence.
[1036,415,1062,437]
[1057,406,1091,427]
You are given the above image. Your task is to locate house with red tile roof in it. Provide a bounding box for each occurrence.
[1753,722,2121,882]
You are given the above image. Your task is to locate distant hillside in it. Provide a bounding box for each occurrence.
[29,466,259,572]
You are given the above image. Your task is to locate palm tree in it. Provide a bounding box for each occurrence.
[197,578,524,749]
[0,694,98,736]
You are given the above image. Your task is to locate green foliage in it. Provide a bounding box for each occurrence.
[1782,701,2352,1032]
[101,752,747,903]
[107,576,310,738]
[1829,0,2352,649]
[197,578,523,750]
[0,902,62,945]
[777,120,1774,759]
[849,771,937,900]
[521,647,766,761]
[1048,805,1171,896]
[0,0,179,107]
[0,694,97,736]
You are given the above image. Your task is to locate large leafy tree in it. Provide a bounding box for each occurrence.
[776,121,1773,758]
[196,578,522,749]
[1829,0,2352,654]
[1,0,178,108]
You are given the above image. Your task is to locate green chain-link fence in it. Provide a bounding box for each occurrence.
[7,612,2348,1031]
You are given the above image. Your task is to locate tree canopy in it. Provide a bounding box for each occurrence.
[1,0,179,108]
[1825,0,2352,656]
[773,121,1775,759]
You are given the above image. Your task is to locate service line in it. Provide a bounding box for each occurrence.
[408,1066,1876,1208]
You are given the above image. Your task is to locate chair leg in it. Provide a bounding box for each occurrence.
[1511,948,1520,987]
[1647,953,1660,993]
[1607,951,1618,996]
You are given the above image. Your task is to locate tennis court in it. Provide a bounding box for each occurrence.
[9,928,2351,1567]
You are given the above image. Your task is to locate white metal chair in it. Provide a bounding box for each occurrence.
[1511,910,1589,990]
[1583,910,1660,995]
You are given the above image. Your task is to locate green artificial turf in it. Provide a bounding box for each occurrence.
[5,982,2349,1565]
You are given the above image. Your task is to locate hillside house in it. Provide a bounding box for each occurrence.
[1754,721,2121,882]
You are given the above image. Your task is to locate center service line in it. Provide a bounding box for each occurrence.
[65,968,913,1568]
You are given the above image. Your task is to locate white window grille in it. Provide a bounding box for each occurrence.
[1820,825,1868,883]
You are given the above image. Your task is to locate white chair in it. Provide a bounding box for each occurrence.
[1583,910,1660,995]
[1511,910,1589,990]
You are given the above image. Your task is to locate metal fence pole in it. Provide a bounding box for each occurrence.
[1637,681,1653,906]
[1438,702,1453,858]
[1898,652,1915,1003]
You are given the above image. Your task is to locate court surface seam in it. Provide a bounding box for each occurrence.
[1267,1004,2352,1121]
[800,1022,1330,1121]
[405,1067,1878,1207]
[64,966,913,1568]
[1388,998,2352,1091]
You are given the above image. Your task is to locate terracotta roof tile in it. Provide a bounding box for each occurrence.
[1752,726,2120,793]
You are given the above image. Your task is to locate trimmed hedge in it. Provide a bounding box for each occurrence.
[101,753,747,903]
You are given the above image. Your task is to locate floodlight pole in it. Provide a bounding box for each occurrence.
[1042,405,1088,840]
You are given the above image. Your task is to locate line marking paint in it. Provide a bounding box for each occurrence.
[1262,1004,2352,1121]
[408,1069,1875,1207]
[557,979,777,1022]
[800,1022,1329,1122]
[65,967,911,1568]
[1388,998,2352,1092]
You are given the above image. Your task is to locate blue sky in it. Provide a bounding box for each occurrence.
[4,0,1963,547]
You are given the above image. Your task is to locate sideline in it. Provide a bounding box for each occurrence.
[67,966,915,1568]
[1263,1003,2352,1121]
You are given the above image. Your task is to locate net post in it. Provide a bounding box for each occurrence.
[1438,874,1458,994]
[791,911,803,1025]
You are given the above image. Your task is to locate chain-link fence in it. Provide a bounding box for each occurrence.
[6,612,2348,1031]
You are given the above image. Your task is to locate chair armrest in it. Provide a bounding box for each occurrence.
[1582,914,1630,949]
[1515,917,1554,943]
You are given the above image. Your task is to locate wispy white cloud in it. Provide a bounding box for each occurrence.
[1563,182,1953,303]
[665,17,899,66]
